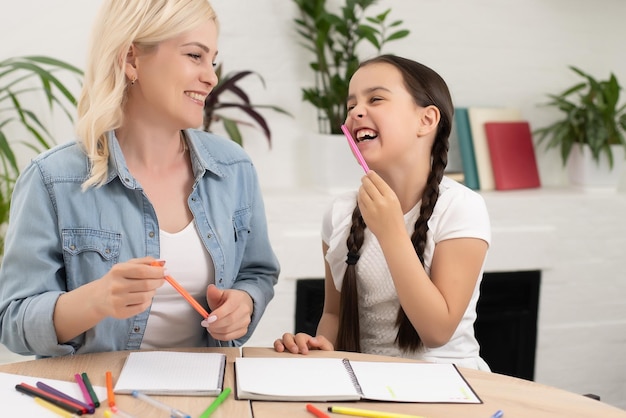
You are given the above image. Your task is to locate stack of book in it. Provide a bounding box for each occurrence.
[450,107,541,191]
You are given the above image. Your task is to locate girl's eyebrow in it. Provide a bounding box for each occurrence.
[346,86,391,102]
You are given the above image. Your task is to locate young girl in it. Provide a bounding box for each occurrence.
[275,55,491,370]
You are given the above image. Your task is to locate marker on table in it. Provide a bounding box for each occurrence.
[328,405,427,418]
[491,410,504,418]
[106,370,117,411]
[15,382,86,416]
[73,373,95,409]
[199,387,232,418]
[150,260,210,319]
[36,380,95,414]
[132,390,191,418]
[34,396,80,418]
[341,124,370,173]
[306,403,331,418]
[81,372,101,407]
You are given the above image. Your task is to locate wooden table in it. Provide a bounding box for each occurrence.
[0,347,250,418]
[243,347,626,418]
[1,347,625,418]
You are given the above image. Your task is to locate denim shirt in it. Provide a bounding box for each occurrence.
[0,129,279,357]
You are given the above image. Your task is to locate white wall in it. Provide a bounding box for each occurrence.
[2,0,626,191]
[2,0,626,409]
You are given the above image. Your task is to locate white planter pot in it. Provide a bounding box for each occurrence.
[298,132,364,193]
[567,143,625,191]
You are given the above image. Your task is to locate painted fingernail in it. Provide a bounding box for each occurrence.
[201,315,217,327]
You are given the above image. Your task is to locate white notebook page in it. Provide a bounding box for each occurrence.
[114,351,225,395]
[235,357,359,400]
[349,361,480,403]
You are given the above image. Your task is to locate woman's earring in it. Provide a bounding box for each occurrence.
[130,76,137,85]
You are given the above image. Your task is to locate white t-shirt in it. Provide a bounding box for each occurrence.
[322,176,491,370]
[141,221,215,349]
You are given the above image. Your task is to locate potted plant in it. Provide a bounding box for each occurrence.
[293,0,410,134]
[202,63,290,148]
[292,0,410,191]
[534,66,626,189]
[0,55,82,254]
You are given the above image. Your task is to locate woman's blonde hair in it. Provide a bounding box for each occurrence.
[76,0,218,189]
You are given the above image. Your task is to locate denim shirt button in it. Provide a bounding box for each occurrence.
[191,197,197,202]
[149,231,155,238]
[133,326,140,333]
[105,248,110,254]
[69,245,75,250]
[207,233,212,239]
[219,278,223,283]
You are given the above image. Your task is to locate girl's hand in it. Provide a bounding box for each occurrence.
[202,285,253,341]
[93,257,165,319]
[357,171,405,238]
[273,333,334,354]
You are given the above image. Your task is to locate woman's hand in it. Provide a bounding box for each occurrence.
[93,257,165,319]
[273,332,334,354]
[54,257,165,343]
[202,285,253,341]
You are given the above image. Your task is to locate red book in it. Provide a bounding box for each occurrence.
[484,121,541,190]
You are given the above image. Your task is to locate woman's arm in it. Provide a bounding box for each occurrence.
[53,258,165,343]
[224,167,280,345]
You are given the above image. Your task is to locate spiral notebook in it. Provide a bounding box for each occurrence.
[114,351,226,396]
[234,357,481,403]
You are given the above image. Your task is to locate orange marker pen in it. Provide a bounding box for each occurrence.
[105,371,116,411]
[151,261,210,319]
[306,403,331,418]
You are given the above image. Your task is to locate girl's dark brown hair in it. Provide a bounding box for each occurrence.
[336,54,453,353]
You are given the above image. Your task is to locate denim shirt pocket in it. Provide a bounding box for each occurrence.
[232,206,251,244]
[62,228,122,290]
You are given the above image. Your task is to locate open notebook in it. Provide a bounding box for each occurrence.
[234,357,481,403]
[114,351,226,396]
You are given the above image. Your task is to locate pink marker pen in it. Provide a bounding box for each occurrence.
[341,124,369,173]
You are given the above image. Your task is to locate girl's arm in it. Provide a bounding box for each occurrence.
[380,232,487,347]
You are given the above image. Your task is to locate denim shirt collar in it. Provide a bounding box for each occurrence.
[106,129,227,188]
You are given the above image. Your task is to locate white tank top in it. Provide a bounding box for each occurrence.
[141,221,215,349]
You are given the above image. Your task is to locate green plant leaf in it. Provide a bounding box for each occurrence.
[202,65,290,147]
[375,10,391,21]
[386,30,411,42]
[222,118,243,147]
[0,55,81,254]
[534,65,626,166]
[292,0,410,134]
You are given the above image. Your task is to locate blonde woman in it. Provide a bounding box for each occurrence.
[0,0,279,358]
